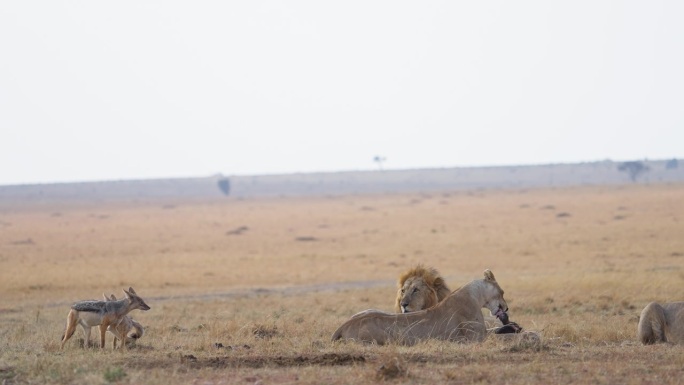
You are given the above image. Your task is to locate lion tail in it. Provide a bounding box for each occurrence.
[637,302,667,345]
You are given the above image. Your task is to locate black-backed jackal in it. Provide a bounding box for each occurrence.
[103,293,145,349]
[60,287,150,350]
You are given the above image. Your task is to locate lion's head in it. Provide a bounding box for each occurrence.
[481,269,508,321]
[395,265,451,313]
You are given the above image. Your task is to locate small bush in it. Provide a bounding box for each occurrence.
[104,367,126,383]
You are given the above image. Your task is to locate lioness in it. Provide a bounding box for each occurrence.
[332,269,511,345]
[395,265,451,313]
[638,301,684,344]
[394,265,516,333]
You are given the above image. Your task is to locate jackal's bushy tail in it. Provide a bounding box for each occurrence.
[130,319,144,339]
[60,309,79,349]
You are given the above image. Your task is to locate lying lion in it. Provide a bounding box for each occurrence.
[395,264,519,334]
[638,301,684,344]
[332,269,513,345]
[395,265,451,313]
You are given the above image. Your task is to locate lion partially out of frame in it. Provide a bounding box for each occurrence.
[638,301,684,344]
[395,265,452,313]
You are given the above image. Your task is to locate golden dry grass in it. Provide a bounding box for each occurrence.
[1,183,684,384]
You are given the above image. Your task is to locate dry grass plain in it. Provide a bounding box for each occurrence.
[1,183,684,384]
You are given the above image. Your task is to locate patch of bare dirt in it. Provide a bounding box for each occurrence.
[174,353,369,370]
[229,353,365,368]
[125,353,366,371]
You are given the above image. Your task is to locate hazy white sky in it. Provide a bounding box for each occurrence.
[1,1,682,185]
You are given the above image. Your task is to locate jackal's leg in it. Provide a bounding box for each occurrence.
[61,309,79,349]
[99,323,108,349]
[81,325,92,348]
[120,326,126,352]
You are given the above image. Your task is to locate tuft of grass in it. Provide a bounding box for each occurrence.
[499,331,545,353]
[104,367,126,383]
[375,354,408,381]
[252,324,279,339]
[0,366,16,382]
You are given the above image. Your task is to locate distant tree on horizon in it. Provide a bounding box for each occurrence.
[618,161,649,182]
[666,158,679,169]
[373,156,386,170]
[217,177,230,196]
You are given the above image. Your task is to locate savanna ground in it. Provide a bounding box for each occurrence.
[1,183,684,384]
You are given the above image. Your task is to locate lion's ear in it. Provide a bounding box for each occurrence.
[428,287,439,307]
[433,276,446,290]
[484,269,496,282]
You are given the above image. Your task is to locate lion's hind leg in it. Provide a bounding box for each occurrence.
[638,302,667,345]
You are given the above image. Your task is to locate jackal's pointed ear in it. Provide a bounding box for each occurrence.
[123,288,132,298]
[110,294,117,301]
[484,269,496,282]
[128,287,136,295]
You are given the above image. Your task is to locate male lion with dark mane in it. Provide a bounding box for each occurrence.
[332,269,515,345]
[395,265,451,313]
[638,301,684,344]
